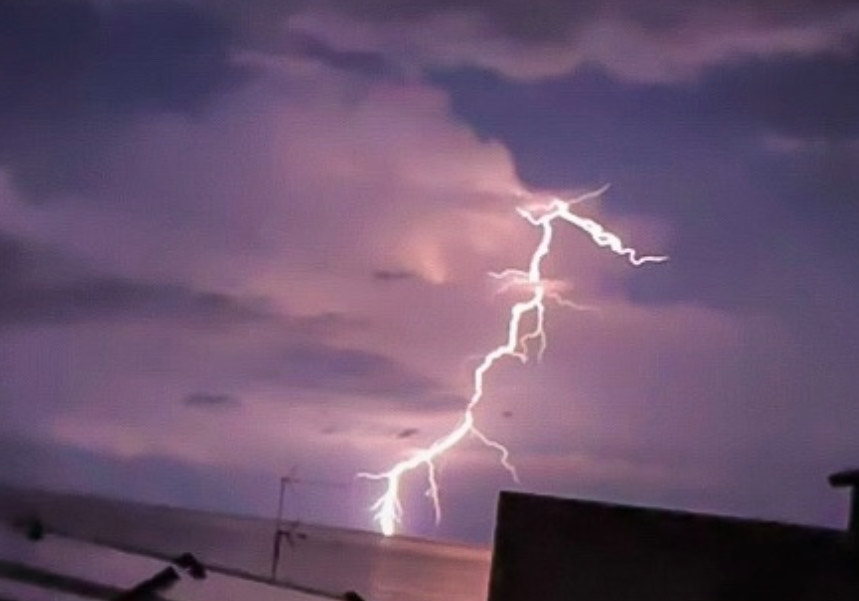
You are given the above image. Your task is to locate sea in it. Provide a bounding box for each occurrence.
[0,486,490,601]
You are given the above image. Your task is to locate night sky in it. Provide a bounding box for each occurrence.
[1,0,859,543]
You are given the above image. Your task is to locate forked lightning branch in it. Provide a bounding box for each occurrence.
[359,187,667,537]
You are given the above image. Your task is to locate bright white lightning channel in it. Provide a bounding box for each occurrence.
[358,187,667,537]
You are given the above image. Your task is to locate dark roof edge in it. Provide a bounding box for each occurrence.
[497,490,843,539]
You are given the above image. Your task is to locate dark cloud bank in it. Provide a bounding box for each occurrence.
[0,233,268,328]
[0,0,246,198]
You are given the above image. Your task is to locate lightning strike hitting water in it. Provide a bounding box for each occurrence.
[359,187,666,537]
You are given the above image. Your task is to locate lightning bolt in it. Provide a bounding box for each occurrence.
[359,186,667,537]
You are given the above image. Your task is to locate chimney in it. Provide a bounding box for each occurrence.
[829,469,859,538]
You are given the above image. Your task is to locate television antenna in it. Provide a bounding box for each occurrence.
[270,466,348,580]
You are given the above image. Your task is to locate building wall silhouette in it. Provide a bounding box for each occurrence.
[488,491,859,601]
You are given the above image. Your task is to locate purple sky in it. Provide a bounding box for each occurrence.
[2,0,859,543]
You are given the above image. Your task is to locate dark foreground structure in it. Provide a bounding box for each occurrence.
[488,471,859,601]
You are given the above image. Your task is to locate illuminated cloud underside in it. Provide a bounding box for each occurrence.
[359,187,667,536]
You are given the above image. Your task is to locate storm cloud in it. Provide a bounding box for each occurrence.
[290,0,859,81]
[0,232,270,327]
[181,392,242,409]
[1,0,858,543]
[0,0,247,197]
